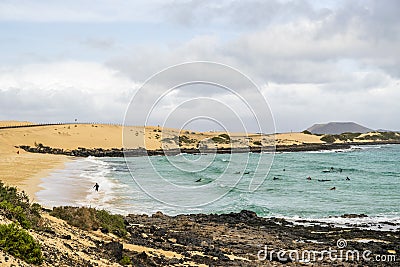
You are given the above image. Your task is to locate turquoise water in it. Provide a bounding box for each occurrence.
[37,144,400,224]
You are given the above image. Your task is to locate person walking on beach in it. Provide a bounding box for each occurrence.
[93,183,99,192]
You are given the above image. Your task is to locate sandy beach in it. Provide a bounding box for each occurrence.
[0,123,127,201]
[0,126,68,201]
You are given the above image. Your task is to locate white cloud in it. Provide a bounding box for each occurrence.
[0,61,137,123]
[263,75,400,131]
[0,0,165,22]
[1,0,399,131]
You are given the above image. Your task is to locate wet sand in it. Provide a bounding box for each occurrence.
[0,150,68,202]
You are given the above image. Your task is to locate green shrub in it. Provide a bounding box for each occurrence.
[95,209,127,237]
[320,135,336,143]
[302,130,312,135]
[379,132,400,140]
[0,223,43,264]
[353,132,400,141]
[211,136,226,144]
[120,255,132,265]
[336,132,361,141]
[50,206,127,237]
[178,135,197,144]
[50,206,97,230]
[218,133,230,141]
[0,181,42,229]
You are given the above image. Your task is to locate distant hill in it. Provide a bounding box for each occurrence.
[377,129,399,133]
[306,122,372,134]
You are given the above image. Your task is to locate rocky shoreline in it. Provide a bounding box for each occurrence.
[121,210,399,266]
[17,141,400,157]
[2,209,398,266]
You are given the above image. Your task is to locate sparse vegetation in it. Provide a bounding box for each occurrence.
[162,135,198,146]
[253,141,262,146]
[335,132,361,141]
[218,133,230,141]
[377,132,400,140]
[356,132,400,141]
[0,181,42,229]
[211,134,231,144]
[357,134,380,141]
[211,136,226,144]
[320,134,336,143]
[178,135,197,145]
[0,223,44,264]
[120,255,132,265]
[0,182,44,264]
[320,132,400,143]
[50,206,127,237]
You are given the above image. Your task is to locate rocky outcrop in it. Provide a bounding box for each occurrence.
[3,209,398,266]
[18,145,125,157]
[123,210,400,266]
[18,140,400,158]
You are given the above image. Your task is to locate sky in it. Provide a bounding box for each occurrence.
[0,0,399,132]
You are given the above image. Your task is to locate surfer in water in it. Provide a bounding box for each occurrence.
[93,183,99,192]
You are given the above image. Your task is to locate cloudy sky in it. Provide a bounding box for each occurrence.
[0,0,399,132]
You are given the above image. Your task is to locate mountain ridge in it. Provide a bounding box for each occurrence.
[306,122,373,134]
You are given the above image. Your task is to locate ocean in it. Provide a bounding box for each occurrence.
[36,144,400,230]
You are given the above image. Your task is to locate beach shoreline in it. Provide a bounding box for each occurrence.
[0,149,70,202]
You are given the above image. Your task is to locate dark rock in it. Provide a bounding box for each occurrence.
[62,234,72,240]
[341,214,368,218]
[44,228,56,235]
[64,242,73,250]
[100,228,109,234]
[104,241,123,261]
[152,211,164,218]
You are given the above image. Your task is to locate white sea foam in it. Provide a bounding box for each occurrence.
[37,157,128,214]
[283,215,400,231]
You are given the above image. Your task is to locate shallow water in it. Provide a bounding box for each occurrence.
[37,144,400,227]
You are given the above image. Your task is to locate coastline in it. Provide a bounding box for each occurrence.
[17,140,400,157]
[120,210,399,266]
[0,150,70,202]
[2,207,398,266]
[0,123,398,265]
